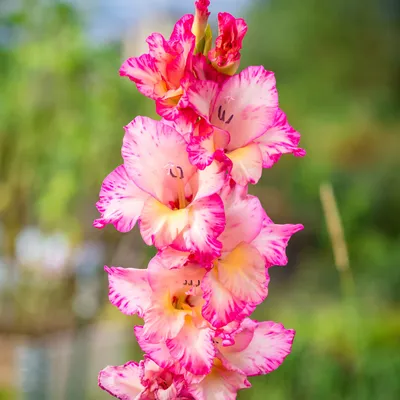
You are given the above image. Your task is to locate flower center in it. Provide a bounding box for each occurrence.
[171,282,202,310]
[166,164,187,209]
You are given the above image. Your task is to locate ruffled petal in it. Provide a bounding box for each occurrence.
[146,32,173,78]
[251,218,304,266]
[187,124,230,170]
[93,165,149,233]
[166,319,215,375]
[139,358,188,400]
[105,266,152,317]
[255,109,306,167]
[217,243,269,305]
[120,54,165,100]
[219,319,295,376]
[191,159,228,201]
[167,15,195,87]
[173,194,225,260]
[219,183,264,251]
[185,79,219,120]
[134,326,174,369]
[162,108,198,140]
[139,197,189,249]
[187,362,251,400]
[228,143,263,186]
[208,12,248,74]
[147,255,205,295]
[211,66,278,151]
[122,116,196,205]
[155,247,192,270]
[201,267,246,328]
[98,361,144,400]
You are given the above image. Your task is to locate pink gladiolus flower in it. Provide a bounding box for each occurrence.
[186,66,305,185]
[105,261,216,375]
[155,183,302,328]
[187,359,251,400]
[99,358,193,399]
[97,1,305,398]
[94,117,227,259]
[120,15,195,120]
[185,319,294,399]
[215,318,295,377]
[208,12,247,75]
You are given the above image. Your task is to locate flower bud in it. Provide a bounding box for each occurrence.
[192,0,211,53]
[208,12,247,75]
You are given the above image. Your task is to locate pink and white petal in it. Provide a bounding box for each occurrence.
[105,266,152,317]
[186,79,219,120]
[251,219,304,266]
[219,185,265,251]
[169,15,196,60]
[122,117,196,204]
[172,194,225,260]
[166,15,195,86]
[201,267,246,328]
[162,108,198,139]
[191,160,228,201]
[147,255,205,294]
[98,361,144,400]
[187,363,251,400]
[139,197,189,249]
[228,143,263,186]
[216,319,257,372]
[218,243,269,305]
[187,126,230,170]
[146,33,173,78]
[210,66,278,151]
[155,247,191,270]
[120,54,165,100]
[93,165,149,233]
[255,109,306,168]
[140,359,188,400]
[155,97,184,121]
[187,134,216,170]
[166,320,215,375]
[134,326,174,369]
[220,320,295,376]
[236,303,257,321]
[149,385,178,400]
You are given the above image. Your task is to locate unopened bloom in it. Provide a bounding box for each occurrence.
[186,66,305,185]
[120,15,195,120]
[94,117,227,259]
[192,0,211,51]
[208,12,247,75]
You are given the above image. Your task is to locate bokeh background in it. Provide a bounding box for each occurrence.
[1,0,399,399]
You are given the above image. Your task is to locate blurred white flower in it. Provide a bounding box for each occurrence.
[73,240,105,277]
[15,226,71,276]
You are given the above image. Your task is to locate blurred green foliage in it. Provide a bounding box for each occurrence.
[1,0,400,399]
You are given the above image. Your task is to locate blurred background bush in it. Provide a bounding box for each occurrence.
[0,0,399,399]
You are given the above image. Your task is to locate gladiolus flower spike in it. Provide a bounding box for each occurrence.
[96,1,305,398]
